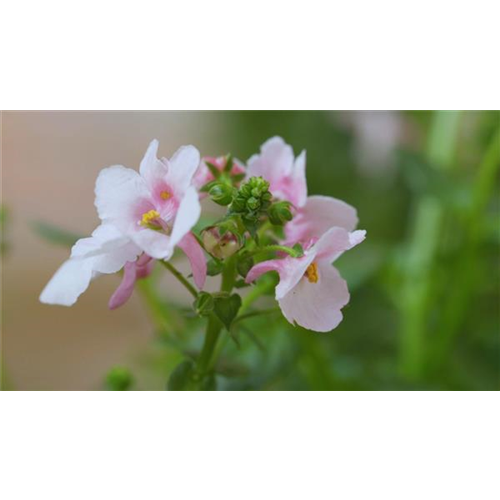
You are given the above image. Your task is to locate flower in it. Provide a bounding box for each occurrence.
[40,140,207,308]
[245,227,366,332]
[194,155,245,191]
[247,136,360,245]
[246,137,307,208]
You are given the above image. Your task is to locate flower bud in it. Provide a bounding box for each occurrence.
[269,201,293,226]
[193,292,214,316]
[209,182,234,206]
[202,227,241,260]
[231,176,272,220]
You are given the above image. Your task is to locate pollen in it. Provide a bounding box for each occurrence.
[160,190,171,200]
[305,262,319,283]
[141,209,160,226]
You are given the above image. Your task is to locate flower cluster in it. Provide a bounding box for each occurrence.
[41,136,365,333]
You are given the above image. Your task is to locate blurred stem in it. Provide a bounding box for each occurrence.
[399,111,461,380]
[431,125,500,365]
[239,277,276,315]
[136,277,182,336]
[160,260,198,299]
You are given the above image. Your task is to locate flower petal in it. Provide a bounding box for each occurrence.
[247,136,294,180]
[169,186,201,249]
[177,232,207,289]
[132,229,173,260]
[314,227,366,264]
[279,263,349,332]
[95,165,150,233]
[40,258,94,307]
[139,139,170,190]
[108,261,138,310]
[246,137,306,206]
[165,145,201,194]
[285,195,359,245]
[246,253,315,301]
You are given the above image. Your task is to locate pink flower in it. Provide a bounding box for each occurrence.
[40,140,207,308]
[193,155,245,192]
[246,137,307,207]
[247,136,360,246]
[245,227,366,332]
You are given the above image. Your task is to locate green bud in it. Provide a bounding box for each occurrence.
[269,201,293,226]
[209,183,234,206]
[193,292,214,316]
[237,255,254,278]
[105,366,133,391]
[230,176,272,221]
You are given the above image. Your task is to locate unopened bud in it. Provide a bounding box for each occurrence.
[202,227,241,260]
[269,201,293,225]
[209,183,234,206]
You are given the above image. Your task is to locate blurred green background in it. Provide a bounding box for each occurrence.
[2,111,499,390]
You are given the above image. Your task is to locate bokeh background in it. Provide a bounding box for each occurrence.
[1,111,499,390]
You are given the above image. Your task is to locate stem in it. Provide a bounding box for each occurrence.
[398,111,461,380]
[239,277,276,315]
[233,308,280,326]
[195,254,238,386]
[159,260,198,299]
[107,368,131,500]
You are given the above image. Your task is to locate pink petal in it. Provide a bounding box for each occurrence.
[285,195,359,245]
[246,253,315,300]
[279,263,349,332]
[108,261,138,310]
[246,137,307,207]
[177,232,207,289]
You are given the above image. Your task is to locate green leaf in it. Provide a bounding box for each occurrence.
[193,292,214,317]
[32,220,83,247]
[207,258,224,276]
[223,154,234,173]
[167,360,197,391]
[213,294,242,331]
[205,161,221,179]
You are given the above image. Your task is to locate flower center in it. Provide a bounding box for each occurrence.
[160,190,171,200]
[140,209,161,227]
[304,262,319,283]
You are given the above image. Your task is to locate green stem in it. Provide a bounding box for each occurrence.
[159,260,198,299]
[248,244,302,259]
[195,254,238,386]
[233,308,280,325]
[239,277,276,315]
[398,111,461,380]
[107,368,131,500]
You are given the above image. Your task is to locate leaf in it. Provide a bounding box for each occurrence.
[167,360,196,391]
[207,258,224,276]
[204,161,221,179]
[223,154,233,173]
[213,294,242,331]
[32,220,83,247]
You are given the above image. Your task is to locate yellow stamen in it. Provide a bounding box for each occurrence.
[141,209,160,227]
[305,262,319,283]
[160,191,171,200]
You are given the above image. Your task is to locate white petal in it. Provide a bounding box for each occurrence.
[132,229,173,260]
[40,259,95,306]
[291,150,308,207]
[165,145,201,194]
[94,165,150,233]
[169,186,201,249]
[279,264,349,332]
